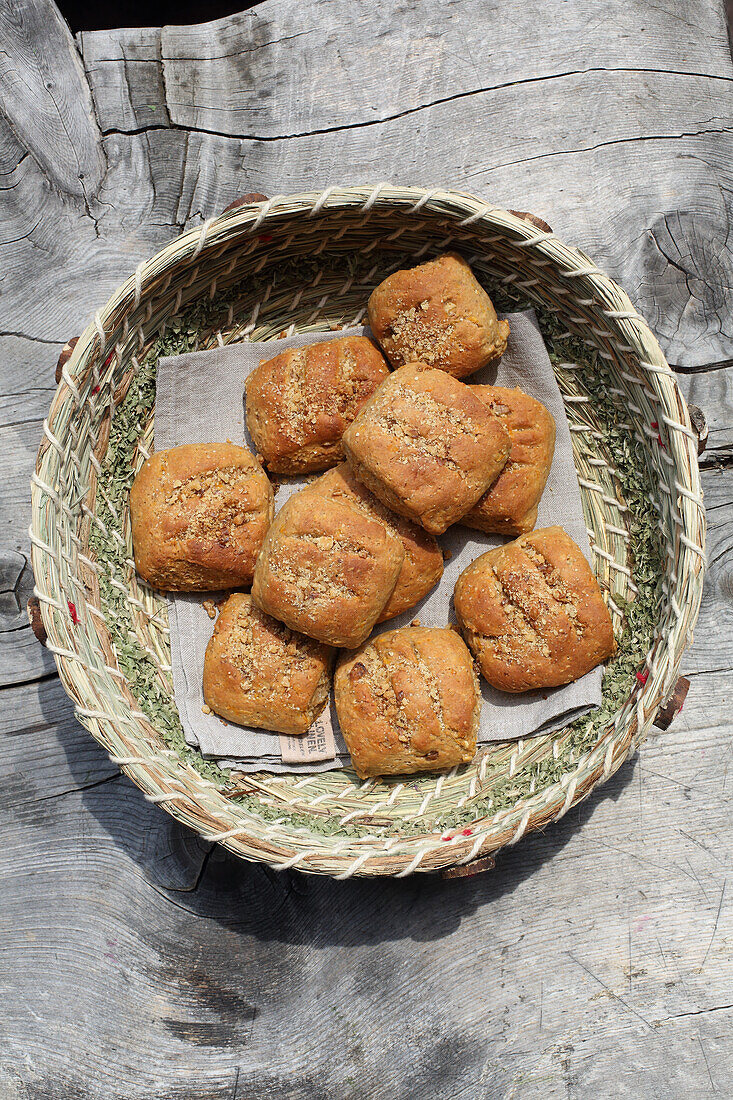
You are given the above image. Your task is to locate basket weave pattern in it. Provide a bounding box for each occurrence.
[30,187,705,877]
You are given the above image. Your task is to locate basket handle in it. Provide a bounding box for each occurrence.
[687,404,708,454]
[440,855,495,879]
[221,192,269,214]
[55,336,79,385]
[27,596,47,646]
[652,675,690,730]
[509,209,553,234]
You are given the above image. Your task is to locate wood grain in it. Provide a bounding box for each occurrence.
[1,0,731,1096]
[1,671,731,1098]
[73,1,733,369]
[0,0,105,198]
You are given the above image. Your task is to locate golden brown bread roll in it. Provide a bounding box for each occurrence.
[367,252,509,378]
[454,527,616,692]
[342,364,511,535]
[334,626,480,778]
[203,594,333,735]
[251,483,405,648]
[244,336,390,474]
[463,386,556,536]
[312,463,443,622]
[130,442,273,591]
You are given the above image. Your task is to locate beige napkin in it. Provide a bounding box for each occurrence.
[155,313,602,773]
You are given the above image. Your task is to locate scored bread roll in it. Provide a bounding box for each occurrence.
[203,594,333,735]
[130,442,273,591]
[367,252,509,378]
[335,626,480,778]
[251,483,405,648]
[245,335,390,474]
[463,386,556,536]
[454,526,616,692]
[342,363,510,535]
[312,463,444,622]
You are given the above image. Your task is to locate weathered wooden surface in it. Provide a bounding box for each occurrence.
[1,1,731,1096]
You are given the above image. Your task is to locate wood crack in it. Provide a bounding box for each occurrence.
[97,65,733,142]
[159,29,315,65]
[156,30,173,129]
[666,1002,733,1020]
[158,840,216,894]
[0,330,61,345]
[32,772,123,803]
[672,357,733,374]
[0,670,58,689]
[474,126,733,177]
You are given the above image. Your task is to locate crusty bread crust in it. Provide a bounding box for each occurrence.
[203,594,333,735]
[342,364,510,534]
[463,386,556,536]
[130,442,273,591]
[454,526,616,692]
[313,463,443,622]
[335,626,480,778]
[245,335,389,475]
[367,252,509,378]
[251,483,404,648]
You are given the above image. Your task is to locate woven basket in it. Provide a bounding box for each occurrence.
[30,186,705,879]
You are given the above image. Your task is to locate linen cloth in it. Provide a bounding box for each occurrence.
[154,312,602,772]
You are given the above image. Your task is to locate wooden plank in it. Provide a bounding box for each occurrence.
[79,27,169,134]
[1,0,732,1096]
[0,0,105,199]
[41,30,733,374]
[1,676,118,803]
[158,0,733,138]
[0,6,730,367]
[0,667,730,1097]
[0,112,187,342]
[3,108,731,371]
[0,336,60,686]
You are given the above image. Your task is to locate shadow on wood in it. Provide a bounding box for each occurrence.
[39,682,641,945]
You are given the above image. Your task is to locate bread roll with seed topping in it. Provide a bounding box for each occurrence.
[334,626,480,778]
[245,336,390,474]
[463,386,556,536]
[342,364,510,535]
[367,252,509,378]
[203,594,333,735]
[454,527,615,692]
[130,442,273,591]
[251,482,405,648]
[312,463,443,622]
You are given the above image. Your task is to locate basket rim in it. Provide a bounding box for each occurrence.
[29,185,706,878]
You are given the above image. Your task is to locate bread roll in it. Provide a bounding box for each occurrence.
[463,386,555,536]
[203,594,333,735]
[312,463,443,622]
[342,364,510,535]
[245,336,390,474]
[367,252,509,378]
[335,626,479,778]
[130,442,273,591]
[251,484,404,648]
[454,527,615,692]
